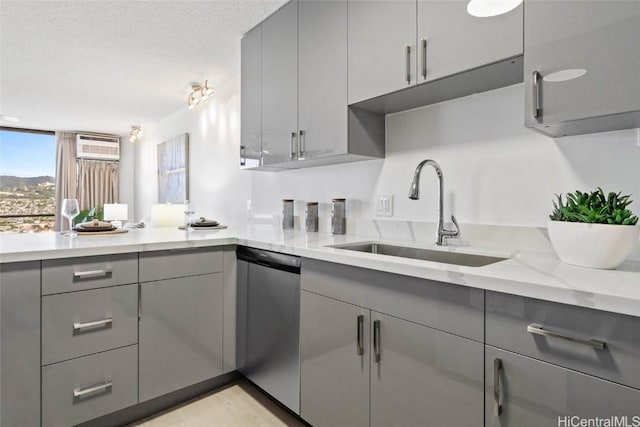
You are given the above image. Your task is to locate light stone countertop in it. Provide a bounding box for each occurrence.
[1,225,639,317]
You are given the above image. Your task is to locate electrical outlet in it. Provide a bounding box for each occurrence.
[376,195,393,217]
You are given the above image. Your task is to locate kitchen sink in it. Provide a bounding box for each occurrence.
[329,242,507,267]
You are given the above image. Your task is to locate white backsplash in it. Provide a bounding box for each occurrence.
[135,79,640,259]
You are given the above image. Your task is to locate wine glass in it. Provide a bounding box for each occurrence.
[61,198,80,238]
[183,200,195,232]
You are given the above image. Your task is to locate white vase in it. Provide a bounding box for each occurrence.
[547,220,639,269]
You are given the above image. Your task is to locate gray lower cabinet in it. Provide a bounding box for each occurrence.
[486,346,640,427]
[371,312,483,427]
[139,273,224,402]
[0,261,41,427]
[42,345,138,427]
[300,291,370,427]
[300,288,484,427]
[524,0,640,137]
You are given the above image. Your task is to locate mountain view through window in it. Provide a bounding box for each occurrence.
[0,129,56,233]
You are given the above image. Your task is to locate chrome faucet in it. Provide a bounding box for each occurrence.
[408,159,460,246]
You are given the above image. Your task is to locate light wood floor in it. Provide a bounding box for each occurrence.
[128,380,306,427]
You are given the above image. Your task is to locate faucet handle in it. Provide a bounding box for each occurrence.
[450,215,460,237]
[442,215,461,245]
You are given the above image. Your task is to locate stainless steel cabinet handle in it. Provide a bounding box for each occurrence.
[421,39,427,80]
[405,45,412,85]
[298,130,305,159]
[493,358,503,416]
[73,380,113,399]
[532,70,541,118]
[290,132,297,160]
[527,324,606,350]
[73,318,112,332]
[73,268,112,279]
[373,319,381,363]
[356,315,364,356]
[138,283,142,319]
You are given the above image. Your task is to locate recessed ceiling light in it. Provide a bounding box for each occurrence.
[543,69,587,83]
[467,0,523,18]
[0,115,20,123]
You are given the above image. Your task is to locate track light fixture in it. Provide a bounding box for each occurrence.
[187,80,214,111]
[129,125,143,143]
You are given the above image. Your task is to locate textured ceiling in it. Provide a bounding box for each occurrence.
[0,0,286,134]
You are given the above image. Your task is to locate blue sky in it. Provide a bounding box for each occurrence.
[0,130,56,177]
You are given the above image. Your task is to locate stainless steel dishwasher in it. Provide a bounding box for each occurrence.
[236,246,301,414]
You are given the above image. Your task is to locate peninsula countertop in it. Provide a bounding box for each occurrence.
[1,225,639,317]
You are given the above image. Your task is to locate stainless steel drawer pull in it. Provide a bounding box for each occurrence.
[73,381,113,399]
[290,131,297,160]
[73,268,112,279]
[405,45,412,84]
[73,318,113,332]
[421,38,427,80]
[356,315,364,356]
[493,358,503,417]
[298,130,305,159]
[527,324,606,350]
[532,70,541,118]
[373,319,381,363]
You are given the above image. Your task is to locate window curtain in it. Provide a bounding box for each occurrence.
[54,132,77,231]
[78,159,119,211]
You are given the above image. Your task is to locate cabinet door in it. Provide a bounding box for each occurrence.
[139,273,224,402]
[298,0,348,160]
[1,262,40,427]
[486,346,640,427]
[524,1,640,127]
[370,312,484,427]
[300,291,370,427]
[262,0,298,166]
[348,0,417,104]
[417,0,522,83]
[240,24,262,169]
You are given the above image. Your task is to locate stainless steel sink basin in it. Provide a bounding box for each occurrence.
[329,242,507,267]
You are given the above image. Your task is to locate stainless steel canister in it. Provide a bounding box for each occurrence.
[282,199,294,229]
[331,198,346,235]
[305,202,319,232]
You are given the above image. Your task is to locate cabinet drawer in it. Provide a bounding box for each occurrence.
[42,345,138,427]
[139,247,223,282]
[485,346,640,426]
[486,291,640,389]
[42,284,138,365]
[42,253,138,295]
[302,259,484,341]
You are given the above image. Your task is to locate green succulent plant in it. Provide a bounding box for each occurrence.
[549,188,638,225]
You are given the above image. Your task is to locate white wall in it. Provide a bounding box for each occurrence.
[118,132,135,221]
[135,81,639,231]
[134,75,251,226]
[250,84,640,227]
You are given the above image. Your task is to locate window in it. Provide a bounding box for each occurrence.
[0,128,56,233]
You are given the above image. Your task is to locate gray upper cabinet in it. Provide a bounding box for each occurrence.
[347,0,417,104]
[261,0,299,166]
[297,0,348,161]
[371,311,484,427]
[300,290,370,427]
[486,346,640,427]
[240,24,262,169]
[1,262,41,427]
[524,0,640,137]
[139,273,224,402]
[417,0,522,83]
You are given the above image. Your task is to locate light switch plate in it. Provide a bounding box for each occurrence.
[376,195,393,217]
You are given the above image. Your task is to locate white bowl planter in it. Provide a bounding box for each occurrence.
[547,220,639,269]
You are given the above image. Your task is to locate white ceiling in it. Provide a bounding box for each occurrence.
[0,0,287,135]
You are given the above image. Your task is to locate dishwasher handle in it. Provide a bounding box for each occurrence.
[237,246,301,274]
